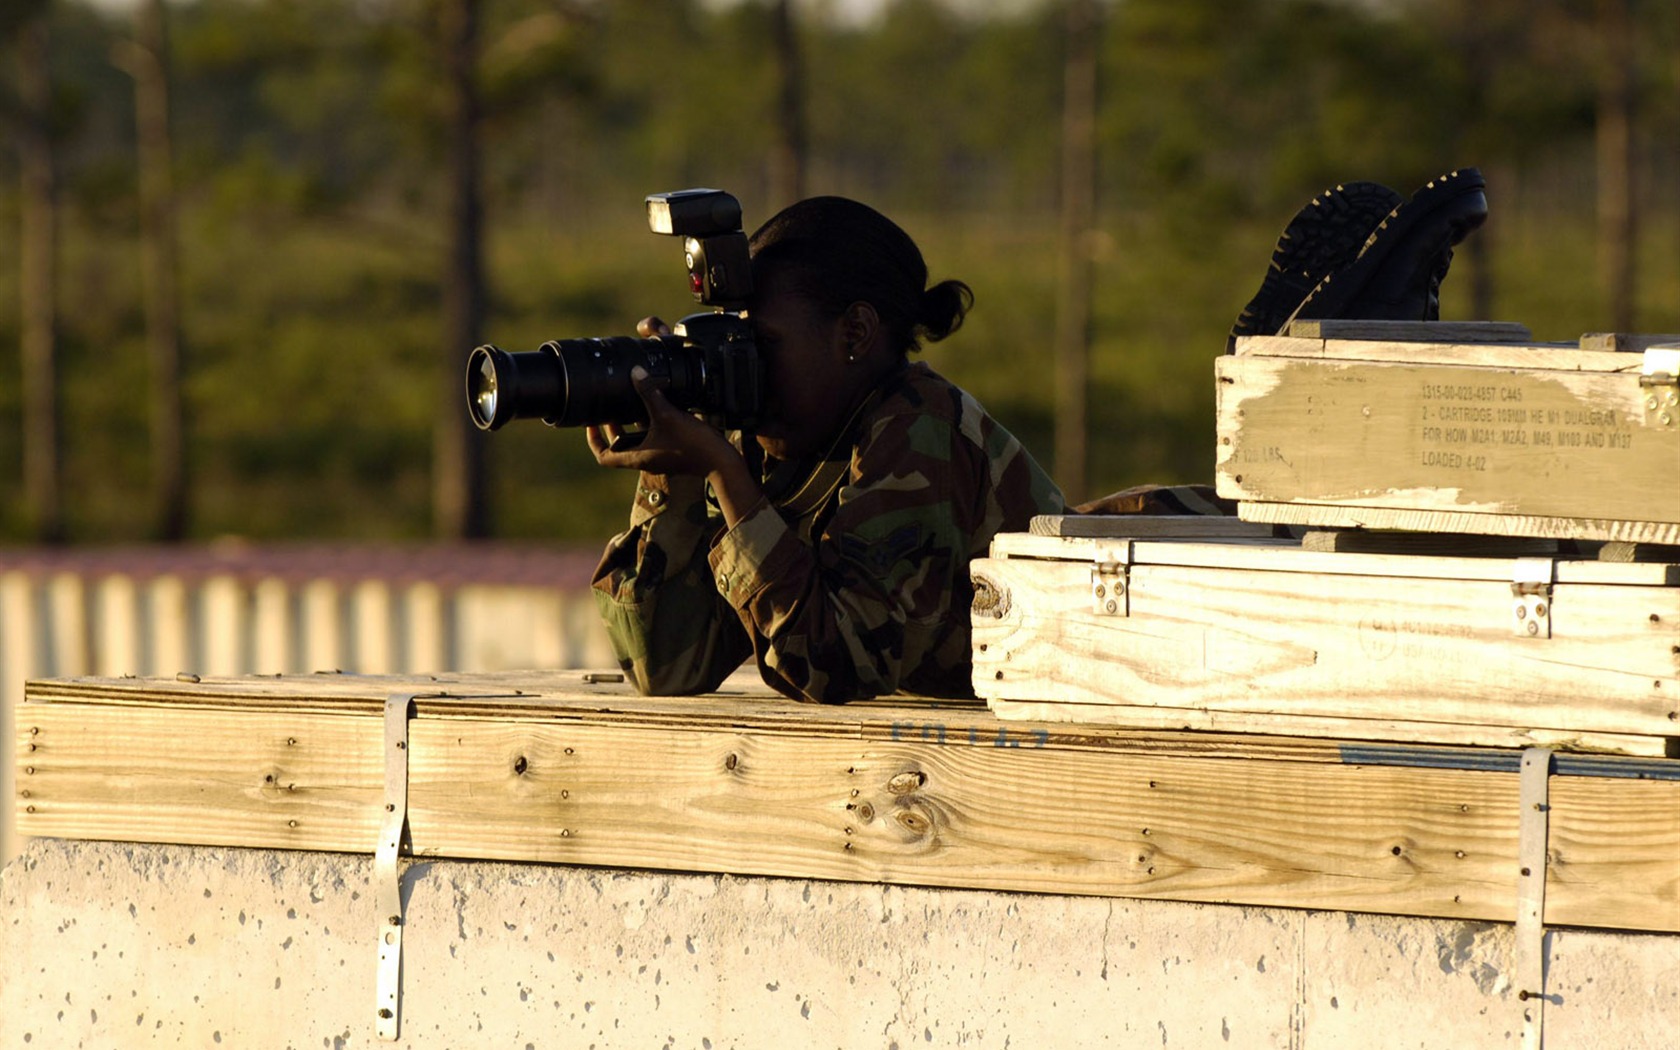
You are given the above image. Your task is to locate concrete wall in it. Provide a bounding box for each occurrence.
[4,838,1677,1049]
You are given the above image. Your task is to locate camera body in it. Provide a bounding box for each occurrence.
[466,189,766,433]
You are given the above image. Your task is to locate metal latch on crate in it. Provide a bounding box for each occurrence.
[1641,348,1680,428]
[1091,540,1133,617]
[1511,559,1554,639]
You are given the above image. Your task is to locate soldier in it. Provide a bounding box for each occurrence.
[588,196,1064,702]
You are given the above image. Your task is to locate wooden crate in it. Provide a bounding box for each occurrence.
[971,526,1680,757]
[1217,321,1680,543]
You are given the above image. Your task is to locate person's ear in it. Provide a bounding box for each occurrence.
[838,301,880,363]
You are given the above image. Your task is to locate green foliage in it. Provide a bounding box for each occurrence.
[0,0,1676,542]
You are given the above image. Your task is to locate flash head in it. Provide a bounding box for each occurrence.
[646,189,743,238]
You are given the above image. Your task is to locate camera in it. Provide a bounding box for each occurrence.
[465,189,766,433]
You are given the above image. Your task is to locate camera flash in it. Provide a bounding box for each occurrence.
[647,198,675,235]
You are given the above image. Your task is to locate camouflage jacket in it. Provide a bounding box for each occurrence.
[591,361,1065,703]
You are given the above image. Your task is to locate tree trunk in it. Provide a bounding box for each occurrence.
[434,0,490,539]
[768,0,807,209]
[17,9,64,544]
[1053,0,1098,503]
[135,0,188,541]
[1596,0,1637,333]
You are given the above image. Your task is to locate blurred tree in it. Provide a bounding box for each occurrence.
[767,0,806,208]
[435,0,490,539]
[12,0,64,543]
[1596,0,1637,331]
[1053,0,1098,501]
[125,0,189,541]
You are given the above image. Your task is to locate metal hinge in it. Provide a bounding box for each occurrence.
[1511,559,1554,639]
[1640,349,1680,428]
[1091,540,1133,617]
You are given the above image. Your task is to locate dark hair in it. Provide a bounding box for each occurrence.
[748,196,973,355]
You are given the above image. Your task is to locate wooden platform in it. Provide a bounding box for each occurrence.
[13,669,1680,934]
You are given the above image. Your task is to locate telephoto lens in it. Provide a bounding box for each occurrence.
[465,336,695,431]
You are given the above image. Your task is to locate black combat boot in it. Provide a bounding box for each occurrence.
[1227,180,1403,353]
[1287,167,1488,326]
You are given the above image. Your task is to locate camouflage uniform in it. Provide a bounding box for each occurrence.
[592,360,1065,702]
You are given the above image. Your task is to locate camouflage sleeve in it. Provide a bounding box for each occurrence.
[591,471,754,695]
[706,409,978,703]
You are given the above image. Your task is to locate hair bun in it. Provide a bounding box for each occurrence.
[917,279,974,342]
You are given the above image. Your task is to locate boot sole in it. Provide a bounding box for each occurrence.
[1228,181,1403,352]
[1289,168,1489,324]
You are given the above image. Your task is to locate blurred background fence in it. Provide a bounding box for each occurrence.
[0,543,612,863]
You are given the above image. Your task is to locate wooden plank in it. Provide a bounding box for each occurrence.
[1597,541,1680,564]
[16,703,382,852]
[1299,530,1577,558]
[1546,775,1680,930]
[985,697,1670,758]
[1281,319,1535,343]
[1579,332,1680,352]
[988,532,1679,586]
[1238,500,1680,547]
[969,554,1680,738]
[1029,515,1273,539]
[16,671,1405,765]
[1235,335,1624,371]
[406,717,1538,923]
[15,687,1680,932]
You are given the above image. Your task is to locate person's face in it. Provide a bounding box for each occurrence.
[749,269,863,463]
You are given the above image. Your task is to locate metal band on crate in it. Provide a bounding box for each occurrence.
[376,694,418,1041]
[1517,747,1553,1050]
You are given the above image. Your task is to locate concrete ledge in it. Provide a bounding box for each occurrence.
[4,839,1677,1048]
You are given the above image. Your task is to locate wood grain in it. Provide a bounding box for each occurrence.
[17,673,1680,931]
[1237,501,1680,547]
[970,553,1680,738]
[1279,319,1536,343]
[984,697,1668,757]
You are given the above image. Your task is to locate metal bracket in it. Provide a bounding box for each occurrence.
[1517,747,1553,1050]
[1511,559,1554,639]
[1091,540,1133,617]
[1640,349,1680,428]
[376,693,417,1041]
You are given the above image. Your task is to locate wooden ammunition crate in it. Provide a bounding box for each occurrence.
[970,524,1680,757]
[1217,321,1680,543]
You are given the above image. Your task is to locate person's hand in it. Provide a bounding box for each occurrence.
[585,366,740,479]
[635,316,671,339]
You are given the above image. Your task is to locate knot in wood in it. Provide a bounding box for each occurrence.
[895,808,932,837]
[513,755,529,775]
[887,771,926,796]
[970,576,1009,619]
